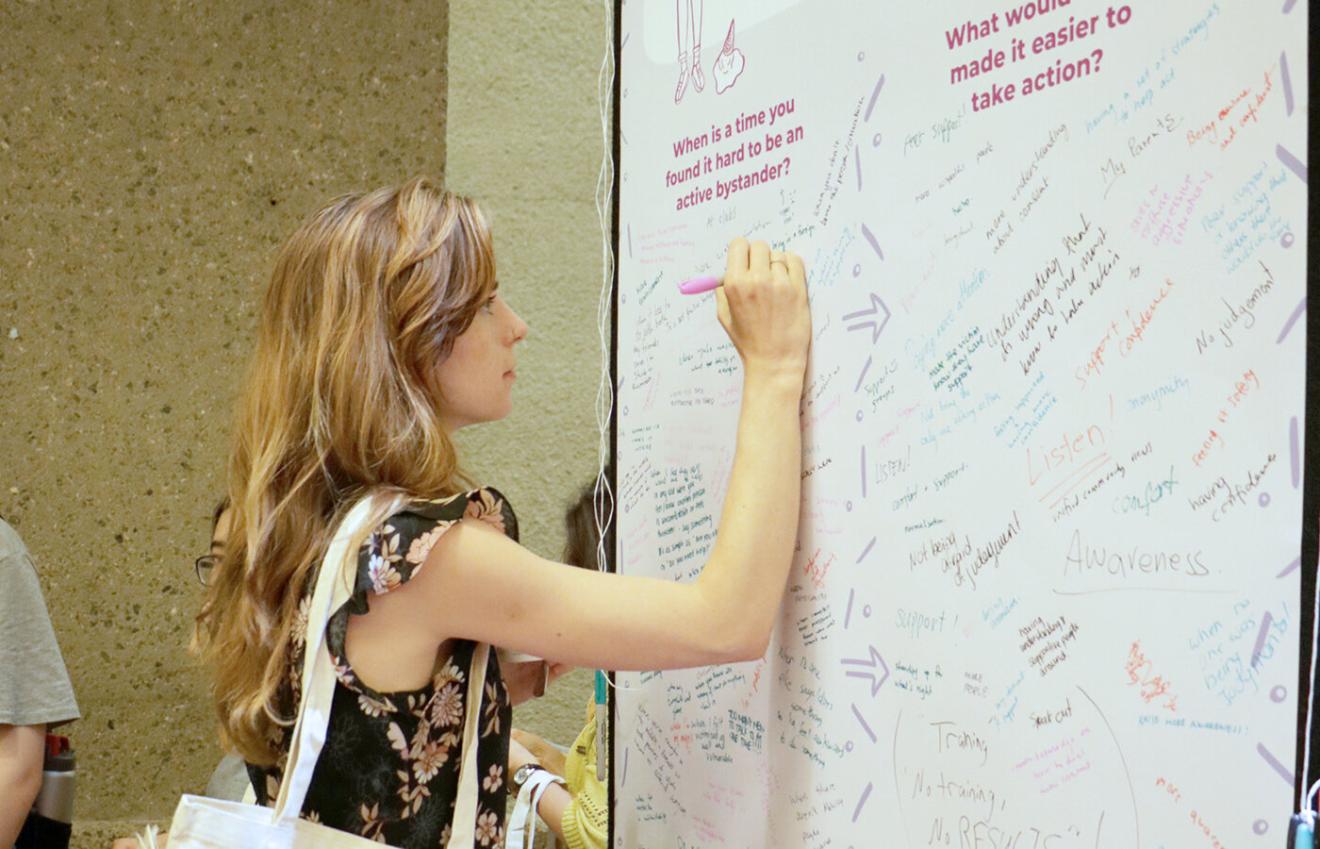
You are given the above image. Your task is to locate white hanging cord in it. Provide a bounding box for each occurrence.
[593,0,642,696]
[593,0,616,585]
[1302,547,1320,811]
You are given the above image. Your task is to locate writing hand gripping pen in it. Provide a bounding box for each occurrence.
[677,275,722,295]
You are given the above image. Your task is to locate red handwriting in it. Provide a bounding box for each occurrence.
[1219,368,1261,420]
[803,548,835,590]
[1155,776,1182,803]
[1186,68,1275,151]
[1190,429,1225,467]
[1074,277,1175,389]
[741,659,765,710]
[670,721,694,753]
[1188,811,1229,849]
[1026,424,1107,486]
[1156,776,1229,849]
[1191,369,1260,466]
[1126,640,1178,713]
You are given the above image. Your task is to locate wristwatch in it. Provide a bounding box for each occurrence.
[511,762,545,793]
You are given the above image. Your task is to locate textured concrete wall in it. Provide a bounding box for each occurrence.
[445,0,612,749]
[0,1,450,842]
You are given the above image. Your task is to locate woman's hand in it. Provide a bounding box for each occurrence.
[503,659,574,706]
[507,737,539,780]
[715,238,810,386]
[512,727,567,776]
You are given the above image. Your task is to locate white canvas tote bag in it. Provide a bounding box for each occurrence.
[144,496,489,849]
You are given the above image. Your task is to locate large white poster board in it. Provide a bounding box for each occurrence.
[614,2,1309,847]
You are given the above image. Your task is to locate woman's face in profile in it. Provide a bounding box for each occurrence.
[433,290,529,431]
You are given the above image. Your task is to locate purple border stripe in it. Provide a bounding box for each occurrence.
[1278,556,1300,578]
[1283,0,1298,12]
[855,145,863,190]
[1277,297,1306,344]
[1277,144,1307,183]
[856,536,877,564]
[1291,417,1301,487]
[627,223,634,258]
[1257,742,1294,784]
[855,355,874,392]
[851,782,874,823]
[621,746,629,787]
[851,704,877,743]
[1250,611,1274,667]
[864,74,886,122]
[1280,52,1294,116]
[844,588,856,629]
[860,222,885,261]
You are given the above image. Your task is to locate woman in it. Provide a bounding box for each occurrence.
[194,176,809,847]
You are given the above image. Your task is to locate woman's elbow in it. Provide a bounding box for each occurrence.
[690,585,772,664]
[711,621,770,664]
[730,632,770,663]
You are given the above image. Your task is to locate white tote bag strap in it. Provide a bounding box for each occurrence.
[445,642,489,849]
[273,495,403,825]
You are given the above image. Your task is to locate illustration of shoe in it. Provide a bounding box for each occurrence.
[691,45,705,92]
[675,52,690,103]
[711,19,746,95]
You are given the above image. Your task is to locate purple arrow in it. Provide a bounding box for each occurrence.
[843,293,892,344]
[842,644,890,696]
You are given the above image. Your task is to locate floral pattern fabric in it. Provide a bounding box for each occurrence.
[247,488,518,848]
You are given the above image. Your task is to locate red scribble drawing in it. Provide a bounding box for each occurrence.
[673,0,705,103]
[1125,640,1178,713]
[712,18,747,95]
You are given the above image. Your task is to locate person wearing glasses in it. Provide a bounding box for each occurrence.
[0,517,80,848]
[187,502,252,805]
[112,504,249,849]
[187,177,808,846]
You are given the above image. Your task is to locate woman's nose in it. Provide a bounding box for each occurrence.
[509,308,529,343]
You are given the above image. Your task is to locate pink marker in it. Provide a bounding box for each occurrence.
[677,274,722,295]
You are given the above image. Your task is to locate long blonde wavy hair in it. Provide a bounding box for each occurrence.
[194,177,497,765]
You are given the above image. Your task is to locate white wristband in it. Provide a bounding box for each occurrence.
[527,768,567,809]
[508,768,566,849]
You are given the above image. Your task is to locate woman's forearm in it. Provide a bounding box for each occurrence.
[696,368,804,658]
[533,781,572,841]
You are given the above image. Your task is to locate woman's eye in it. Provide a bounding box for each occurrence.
[483,296,497,313]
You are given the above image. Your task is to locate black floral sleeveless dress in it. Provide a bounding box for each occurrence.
[247,488,517,848]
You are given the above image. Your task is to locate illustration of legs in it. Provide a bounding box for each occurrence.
[674,0,704,103]
[690,0,705,92]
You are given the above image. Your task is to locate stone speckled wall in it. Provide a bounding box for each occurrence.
[1,0,607,841]
[445,0,611,770]
[0,1,466,842]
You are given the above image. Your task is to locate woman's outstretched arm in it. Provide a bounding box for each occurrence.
[363,238,809,672]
